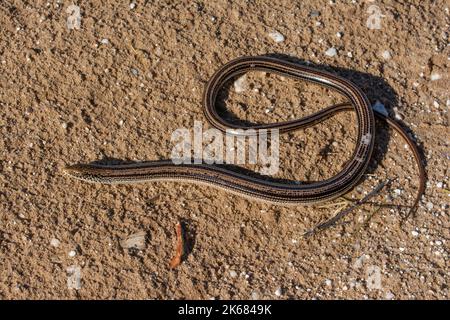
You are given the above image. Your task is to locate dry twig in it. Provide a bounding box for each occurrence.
[169,222,183,269]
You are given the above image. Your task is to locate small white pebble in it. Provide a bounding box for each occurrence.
[393,107,402,120]
[229,270,237,278]
[50,238,60,247]
[399,247,405,252]
[131,68,139,76]
[436,182,443,188]
[385,291,395,300]
[382,50,391,60]
[68,250,76,257]
[129,2,136,9]
[274,287,282,296]
[100,38,109,45]
[411,230,419,237]
[325,47,337,57]
[433,100,440,108]
[435,240,442,246]
[426,202,434,210]
[61,122,68,129]
[336,32,343,38]
[430,73,441,81]
[268,31,285,43]
[251,291,259,299]
[347,52,353,58]
[234,75,247,93]
[67,265,81,290]
[325,279,332,286]
[118,120,124,126]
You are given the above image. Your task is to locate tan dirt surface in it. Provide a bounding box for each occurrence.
[0,0,448,299]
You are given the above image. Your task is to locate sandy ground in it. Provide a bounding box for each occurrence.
[0,0,448,299]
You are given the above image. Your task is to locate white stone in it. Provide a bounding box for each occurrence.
[411,230,419,237]
[385,291,395,299]
[120,231,146,249]
[426,202,434,210]
[393,107,402,120]
[268,31,285,43]
[67,265,81,290]
[100,38,109,45]
[274,287,282,296]
[234,75,247,93]
[68,250,76,257]
[325,47,337,57]
[382,50,391,60]
[50,238,60,247]
[131,68,139,76]
[229,270,237,278]
[353,255,367,268]
[430,73,441,81]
